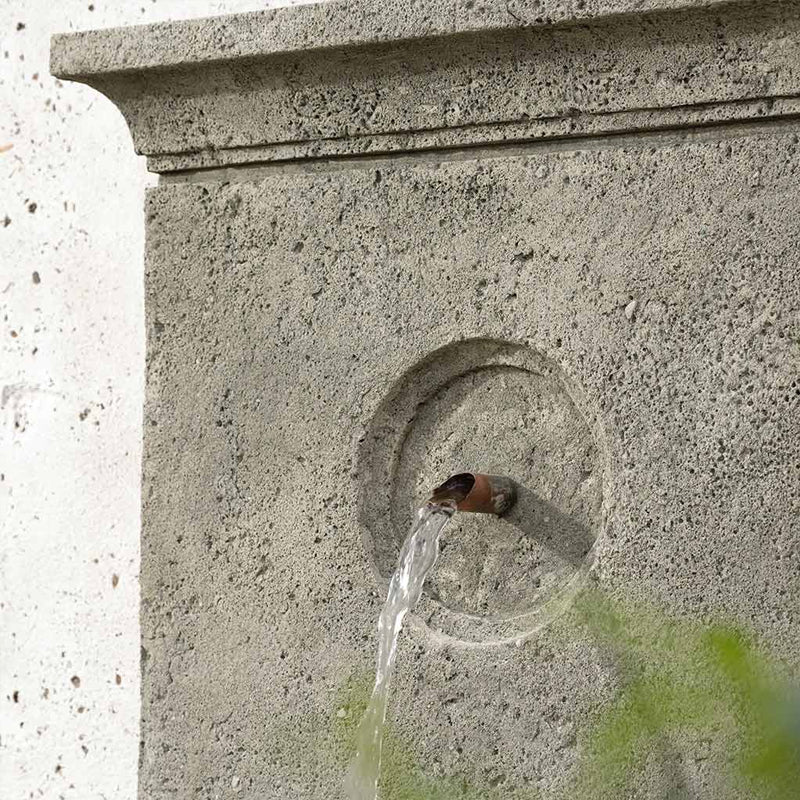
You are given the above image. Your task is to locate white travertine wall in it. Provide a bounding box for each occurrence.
[0,3,317,798]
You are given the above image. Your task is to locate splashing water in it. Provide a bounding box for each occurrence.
[345,501,456,800]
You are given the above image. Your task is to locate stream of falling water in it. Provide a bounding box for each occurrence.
[344,501,457,800]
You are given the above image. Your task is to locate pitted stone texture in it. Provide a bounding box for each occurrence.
[359,340,605,644]
[397,356,600,619]
[148,95,800,173]
[50,0,740,76]
[141,127,800,798]
[51,1,800,169]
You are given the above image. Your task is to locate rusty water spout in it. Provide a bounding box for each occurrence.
[427,472,516,515]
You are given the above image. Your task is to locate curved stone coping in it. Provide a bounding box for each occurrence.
[49,0,800,172]
[50,0,739,79]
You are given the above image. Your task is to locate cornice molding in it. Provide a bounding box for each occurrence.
[51,0,800,173]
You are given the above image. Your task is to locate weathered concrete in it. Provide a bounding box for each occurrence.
[138,129,800,799]
[4,5,319,800]
[4,4,329,800]
[51,1,800,798]
[50,0,744,76]
[51,1,800,169]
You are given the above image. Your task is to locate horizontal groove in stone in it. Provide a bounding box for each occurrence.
[149,95,800,174]
[158,113,800,184]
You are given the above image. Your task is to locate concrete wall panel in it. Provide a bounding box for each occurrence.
[45,1,800,797]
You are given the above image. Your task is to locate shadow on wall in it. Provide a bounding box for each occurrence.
[504,483,595,567]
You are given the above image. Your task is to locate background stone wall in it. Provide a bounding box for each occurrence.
[0,3,319,798]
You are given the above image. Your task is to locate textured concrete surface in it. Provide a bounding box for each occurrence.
[51,1,800,169]
[50,0,742,77]
[48,0,800,798]
[1,4,318,800]
[139,128,800,798]
[360,340,604,645]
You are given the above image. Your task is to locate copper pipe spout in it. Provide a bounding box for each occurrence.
[427,472,516,515]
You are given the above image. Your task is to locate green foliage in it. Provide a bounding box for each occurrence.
[568,591,800,800]
[275,594,798,798]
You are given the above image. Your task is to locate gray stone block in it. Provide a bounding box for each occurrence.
[51,1,800,170]
[52,0,800,797]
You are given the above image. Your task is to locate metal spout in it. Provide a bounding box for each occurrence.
[427,472,517,515]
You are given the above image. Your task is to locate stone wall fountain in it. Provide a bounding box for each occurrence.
[51,1,800,797]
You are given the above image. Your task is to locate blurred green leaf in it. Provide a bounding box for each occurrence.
[569,591,800,800]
